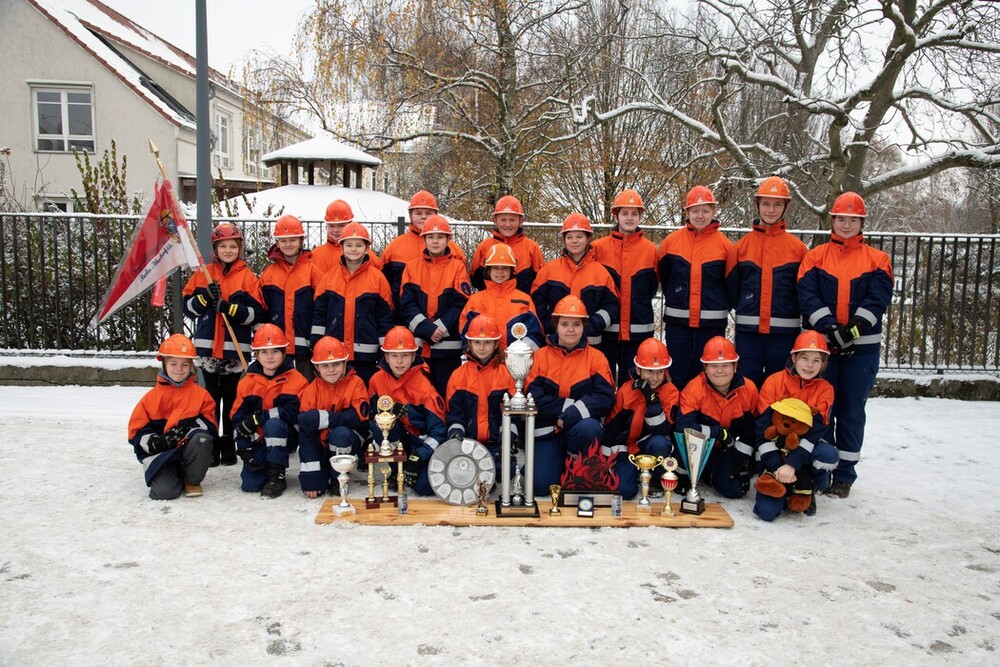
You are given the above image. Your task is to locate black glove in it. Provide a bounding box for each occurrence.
[207,281,222,303]
[237,444,264,471]
[163,424,189,448]
[217,298,241,316]
[448,428,464,442]
[828,322,858,353]
[716,427,734,449]
[403,454,422,488]
[235,411,264,439]
[147,434,171,454]
[391,403,409,421]
[633,378,660,406]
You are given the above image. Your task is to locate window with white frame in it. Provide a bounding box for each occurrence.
[243,125,264,176]
[214,109,232,169]
[33,88,95,153]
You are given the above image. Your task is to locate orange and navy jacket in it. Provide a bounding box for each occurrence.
[445,351,516,446]
[311,241,381,288]
[592,229,659,341]
[230,357,309,441]
[381,225,466,314]
[604,375,680,456]
[797,232,894,350]
[676,371,758,462]
[729,220,807,335]
[312,256,395,365]
[755,366,835,472]
[459,279,544,350]
[530,249,620,345]
[400,250,472,359]
[469,229,545,294]
[657,221,735,329]
[368,358,447,460]
[298,370,370,488]
[182,258,264,360]
[128,372,217,475]
[260,245,314,355]
[525,335,616,437]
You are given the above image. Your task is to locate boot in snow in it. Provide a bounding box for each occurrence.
[261,464,287,499]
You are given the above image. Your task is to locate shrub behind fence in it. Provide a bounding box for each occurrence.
[1,212,997,375]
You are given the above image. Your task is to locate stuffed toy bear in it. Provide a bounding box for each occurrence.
[755,398,815,512]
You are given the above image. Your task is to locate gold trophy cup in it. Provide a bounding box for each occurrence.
[629,453,664,512]
[660,457,679,517]
[549,484,562,516]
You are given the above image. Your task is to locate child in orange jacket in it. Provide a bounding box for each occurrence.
[729,177,808,387]
[460,243,544,350]
[675,336,758,499]
[399,215,473,398]
[260,215,314,380]
[231,324,309,498]
[604,338,680,499]
[297,337,371,499]
[593,189,660,385]
[128,334,217,500]
[753,330,839,520]
[658,186,736,390]
[182,222,264,467]
[367,326,448,496]
[445,315,517,472]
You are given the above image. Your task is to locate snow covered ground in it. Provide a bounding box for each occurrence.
[1,386,998,665]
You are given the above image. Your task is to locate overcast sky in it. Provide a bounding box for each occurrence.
[99,0,317,74]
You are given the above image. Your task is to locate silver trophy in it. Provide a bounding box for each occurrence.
[497,322,540,517]
[679,428,711,515]
[504,323,535,412]
[329,454,358,516]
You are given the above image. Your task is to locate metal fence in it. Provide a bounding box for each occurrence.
[1,212,997,375]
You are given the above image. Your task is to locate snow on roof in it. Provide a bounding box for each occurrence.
[219,184,409,222]
[28,0,241,129]
[261,136,382,168]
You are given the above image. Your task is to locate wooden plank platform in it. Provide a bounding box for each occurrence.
[315,498,733,528]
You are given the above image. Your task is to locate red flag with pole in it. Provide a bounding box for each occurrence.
[91,180,199,327]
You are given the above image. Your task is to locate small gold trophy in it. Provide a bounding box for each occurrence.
[475,480,490,517]
[548,484,562,516]
[629,453,664,512]
[660,457,679,517]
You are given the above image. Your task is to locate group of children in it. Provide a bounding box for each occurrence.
[128,180,893,522]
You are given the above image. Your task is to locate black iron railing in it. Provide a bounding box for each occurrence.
[1,212,997,375]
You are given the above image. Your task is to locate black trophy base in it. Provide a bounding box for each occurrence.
[495,499,541,518]
[680,496,706,515]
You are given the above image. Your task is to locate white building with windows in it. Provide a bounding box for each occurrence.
[0,0,307,210]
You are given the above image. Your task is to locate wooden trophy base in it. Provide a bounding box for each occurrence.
[494,499,541,518]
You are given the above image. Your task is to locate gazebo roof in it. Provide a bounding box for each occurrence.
[262,136,381,168]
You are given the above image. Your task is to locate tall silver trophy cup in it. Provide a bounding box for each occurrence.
[497,323,540,517]
[680,428,710,515]
[329,454,358,516]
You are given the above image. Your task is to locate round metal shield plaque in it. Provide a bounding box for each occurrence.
[427,438,496,505]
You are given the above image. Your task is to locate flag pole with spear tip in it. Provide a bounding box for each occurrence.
[148,138,248,371]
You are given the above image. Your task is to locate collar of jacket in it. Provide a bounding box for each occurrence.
[684,220,721,235]
[468,348,503,369]
[709,371,748,397]
[339,252,372,271]
[561,247,595,266]
[422,248,456,264]
[485,279,517,295]
[752,220,787,235]
[610,228,646,242]
[830,232,866,249]
[248,355,295,379]
[156,370,196,389]
[546,332,588,353]
[491,227,523,242]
